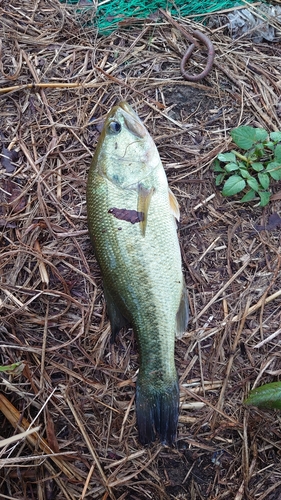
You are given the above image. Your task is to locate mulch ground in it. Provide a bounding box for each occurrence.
[1,1,281,499]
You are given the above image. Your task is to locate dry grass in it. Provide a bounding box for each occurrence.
[1,1,281,498]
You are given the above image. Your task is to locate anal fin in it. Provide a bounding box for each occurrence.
[176,285,189,339]
[103,283,130,343]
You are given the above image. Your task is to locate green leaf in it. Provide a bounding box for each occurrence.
[238,161,247,169]
[254,143,265,155]
[274,144,281,162]
[222,175,246,196]
[240,169,252,180]
[224,162,239,172]
[215,173,225,186]
[270,169,281,181]
[259,191,271,206]
[254,128,268,142]
[251,162,264,172]
[265,141,275,151]
[244,382,281,409]
[240,189,256,202]
[266,162,281,180]
[247,178,260,192]
[213,159,224,172]
[266,161,279,172]
[270,131,281,142]
[258,172,270,189]
[0,362,22,373]
[231,126,260,150]
[217,152,237,163]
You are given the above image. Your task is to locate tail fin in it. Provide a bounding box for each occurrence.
[136,378,179,446]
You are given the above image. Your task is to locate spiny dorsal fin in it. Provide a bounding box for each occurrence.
[137,184,154,236]
[169,188,180,221]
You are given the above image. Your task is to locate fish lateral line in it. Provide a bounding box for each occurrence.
[108,207,144,224]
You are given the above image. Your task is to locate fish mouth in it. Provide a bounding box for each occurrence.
[109,101,147,139]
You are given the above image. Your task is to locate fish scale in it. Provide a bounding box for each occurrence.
[87,101,189,445]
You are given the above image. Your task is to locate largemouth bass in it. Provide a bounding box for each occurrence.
[86,102,189,445]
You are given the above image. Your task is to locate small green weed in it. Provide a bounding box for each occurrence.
[213,126,281,206]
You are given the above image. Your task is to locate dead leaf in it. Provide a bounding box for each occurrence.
[254,212,281,231]
[270,190,281,201]
[46,409,60,454]
[0,178,27,213]
[1,146,19,173]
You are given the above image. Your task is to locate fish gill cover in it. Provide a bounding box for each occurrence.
[60,0,255,35]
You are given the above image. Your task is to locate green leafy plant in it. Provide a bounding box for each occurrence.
[213,126,281,206]
[244,381,281,410]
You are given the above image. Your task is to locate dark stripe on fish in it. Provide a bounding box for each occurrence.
[108,207,144,224]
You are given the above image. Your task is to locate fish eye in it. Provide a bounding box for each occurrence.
[108,121,122,134]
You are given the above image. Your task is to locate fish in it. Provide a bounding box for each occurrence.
[86,101,189,445]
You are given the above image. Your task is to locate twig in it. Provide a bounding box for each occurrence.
[0,393,85,481]
[194,257,250,322]
[230,289,281,323]
[65,395,116,500]
[213,298,251,422]
[254,327,281,349]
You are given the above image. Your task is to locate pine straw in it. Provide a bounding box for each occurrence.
[1,1,281,498]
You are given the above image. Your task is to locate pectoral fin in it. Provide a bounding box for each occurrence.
[103,283,130,343]
[169,188,180,221]
[176,285,189,338]
[137,185,154,236]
